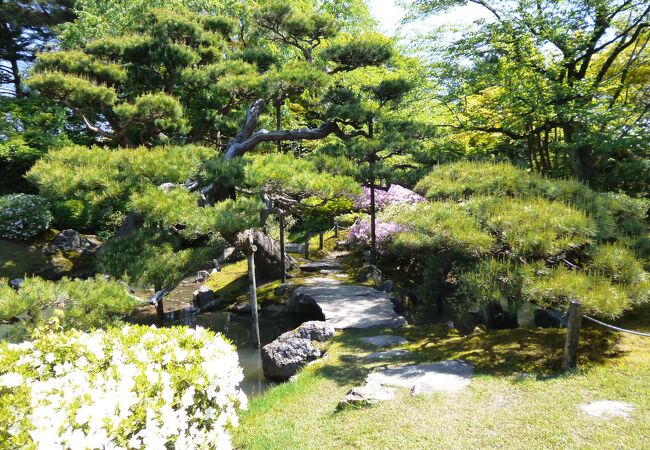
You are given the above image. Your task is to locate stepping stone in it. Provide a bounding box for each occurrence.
[366,360,474,395]
[288,278,407,329]
[580,401,634,418]
[338,383,395,409]
[365,349,412,361]
[360,335,409,347]
[300,261,342,272]
[286,243,305,253]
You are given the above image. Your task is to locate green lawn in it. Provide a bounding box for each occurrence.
[234,305,650,449]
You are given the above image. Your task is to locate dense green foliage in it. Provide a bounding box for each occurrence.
[0,194,52,240]
[406,0,650,189]
[28,145,213,232]
[0,277,141,341]
[378,161,649,318]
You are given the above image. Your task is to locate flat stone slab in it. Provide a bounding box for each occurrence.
[365,349,412,361]
[338,383,395,409]
[366,360,474,395]
[293,277,407,329]
[580,401,634,418]
[286,243,305,253]
[300,261,342,272]
[360,335,409,347]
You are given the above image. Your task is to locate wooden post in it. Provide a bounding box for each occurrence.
[319,231,324,250]
[279,214,286,284]
[304,235,310,260]
[562,301,582,370]
[334,222,339,239]
[247,239,261,348]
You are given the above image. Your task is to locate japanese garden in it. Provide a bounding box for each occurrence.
[0,0,648,448]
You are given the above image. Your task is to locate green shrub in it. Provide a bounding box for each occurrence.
[53,199,90,230]
[0,325,246,448]
[524,267,632,319]
[0,277,142,341]
[416,161,648,240]
[27,145,213,232]
[0,194,52,240]
[382,202,493,258]
[0,140,44,194]
[465,196,596,258]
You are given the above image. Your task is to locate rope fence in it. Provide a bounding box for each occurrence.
[582,314,650,338]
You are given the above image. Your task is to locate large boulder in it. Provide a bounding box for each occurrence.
[261,320,334,380]
[356,264,382,284]
[534,309,567,328]
[235,229,296,279]
[279,321,335,342]
[261,337,321,381]
[286,291,324,318]
[42,229,101,256]
[192,285,217,309]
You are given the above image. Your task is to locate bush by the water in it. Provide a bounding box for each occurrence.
[0,277,142,341]
[0,325,246,449]
[53,199,91,231]
[28,145,213,232]
[0,194,52,240]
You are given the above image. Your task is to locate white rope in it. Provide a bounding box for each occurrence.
[582,315,650,337]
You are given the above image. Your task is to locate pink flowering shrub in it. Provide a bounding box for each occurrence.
[353,184,425,210]
[347,220,408,251]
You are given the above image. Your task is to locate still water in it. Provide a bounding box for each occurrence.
[131,277,302,397]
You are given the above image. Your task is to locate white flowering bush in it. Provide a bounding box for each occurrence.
[0,325,247,449]
[0,193,53,240]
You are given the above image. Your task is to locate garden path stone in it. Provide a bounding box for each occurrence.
[580,401,634,418]
[338,383,395,409]
[290,277,407,329]
[365,349,412,361]
[300,260,342,272]
[360,335,409,347]
[366,360,474,395]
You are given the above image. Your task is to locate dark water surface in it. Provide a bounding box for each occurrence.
[131,277,301,397]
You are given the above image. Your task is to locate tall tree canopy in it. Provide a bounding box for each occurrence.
[0,0,74,96]
[407,0,650,186]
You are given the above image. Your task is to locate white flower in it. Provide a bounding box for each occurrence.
[0,372,24,388]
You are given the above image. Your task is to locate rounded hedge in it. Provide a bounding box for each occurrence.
[0,194,52,240]
[53,199,90,230]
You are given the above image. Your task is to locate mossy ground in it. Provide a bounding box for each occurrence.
[235,287,650,449]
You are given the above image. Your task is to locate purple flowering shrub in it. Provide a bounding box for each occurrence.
[353,184,425,210]
[347,219,408,252]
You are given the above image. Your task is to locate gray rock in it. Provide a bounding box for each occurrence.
[274,282,295,296]
[300,261,342,272]
[229,300,259,314]
[195,270,211,282]
[534,309,567,328]
[43,229,101,256]
[360,335,409,347]
[356,264,382,284]
[264,303,288,314]
[365,349,412,361]
[285,243,305,254]
[261,337,321,380]
[158,182,177,191]
[367,360,474,395]
[286,292,324,317]
[8,278,24,290]
[380,279,395,292]
[192,285,216,308]
[580,400,634,418]
[279,321,335,342]
[337,383,395,409]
